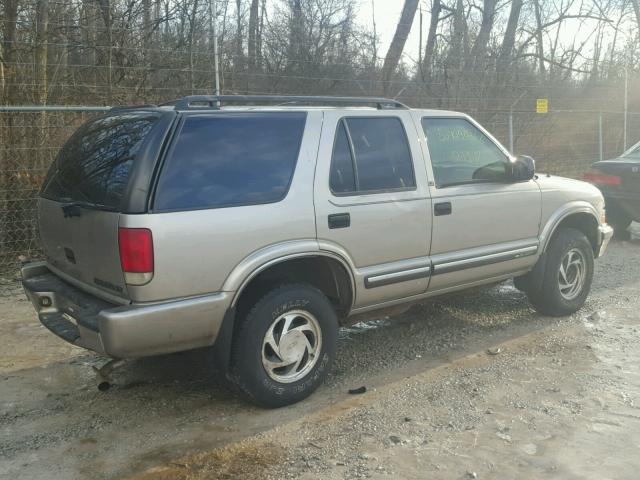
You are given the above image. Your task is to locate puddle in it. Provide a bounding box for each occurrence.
[339,317,391,339]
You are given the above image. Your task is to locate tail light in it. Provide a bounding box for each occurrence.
[584,170,621,187]
[118,227,154,285]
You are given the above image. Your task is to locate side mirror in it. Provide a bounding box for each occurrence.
[511,155,535,181]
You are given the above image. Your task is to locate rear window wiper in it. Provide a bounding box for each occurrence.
[59,198,115,213]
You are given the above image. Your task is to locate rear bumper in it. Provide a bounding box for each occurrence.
[21,262,231,358]
[597,224,614,258]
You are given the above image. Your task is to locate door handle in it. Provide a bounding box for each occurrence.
[328,213,350,229]
[434,202,452,216]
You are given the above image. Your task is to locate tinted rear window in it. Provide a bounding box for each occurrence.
[154,113,306,211]
[41,112,161,209]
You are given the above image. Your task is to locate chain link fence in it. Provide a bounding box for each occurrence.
[1,105,639,298]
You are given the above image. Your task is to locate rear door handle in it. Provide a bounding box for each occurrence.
[434,202,452,216]
[328,213,350,229]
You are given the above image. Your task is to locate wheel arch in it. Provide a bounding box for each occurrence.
[212,244,356,375]
[540,202,600,256]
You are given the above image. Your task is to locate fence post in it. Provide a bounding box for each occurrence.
[509,111,514,154]
[599,112,603,162]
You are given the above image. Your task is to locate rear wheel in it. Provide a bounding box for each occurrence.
[526,228,594,316]
[230,284,338,408]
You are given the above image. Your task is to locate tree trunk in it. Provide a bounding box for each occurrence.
[632,0,640,33]
[188,0,199,93]
[422,0,441,82]
[533,0,546,77]
[497,0,522,82]
[2,0,19,105]
[288,0,303,72]
[35,0,49,166]
[466,0,497,72]
[247,0,259,91]
[96,0,113,102]
[34,3,48,106]
[235,0,244,90]
[381,0,419,96]
[248,0,259,69]
[0,0,19,259]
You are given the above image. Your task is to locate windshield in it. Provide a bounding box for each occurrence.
[623,141,640,158]
[41,111,162,209]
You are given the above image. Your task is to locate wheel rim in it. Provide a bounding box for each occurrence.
[558,248,587,301]
[261,310,322,384]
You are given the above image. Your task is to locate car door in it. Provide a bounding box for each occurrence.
[416,113,542,292]
[315,110,432,308]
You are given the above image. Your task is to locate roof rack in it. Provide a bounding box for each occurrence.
[170,95,409,111]
[109,104,158,111]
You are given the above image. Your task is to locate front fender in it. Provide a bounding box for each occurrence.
[539,201,600,253]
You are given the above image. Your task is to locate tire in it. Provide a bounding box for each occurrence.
[607,206,632,233]
[230,284,338,408]
[526,228,594,316]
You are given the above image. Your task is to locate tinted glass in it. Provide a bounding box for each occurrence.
[422,118,509,187]
[41,112,161,209]
[329,117,415,194]
[329,121,357,193]
[155,113,306,211]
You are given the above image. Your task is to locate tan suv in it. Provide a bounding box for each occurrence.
[22,95,613,407]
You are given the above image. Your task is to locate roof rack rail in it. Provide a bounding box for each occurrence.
[171,95,409,111]
[109,104,158,111]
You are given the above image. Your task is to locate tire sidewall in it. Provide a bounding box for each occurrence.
[232,285,338,407]
[541,228,594,315]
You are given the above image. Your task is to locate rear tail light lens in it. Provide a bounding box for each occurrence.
[584,170,621,186]
[118,227,154,285]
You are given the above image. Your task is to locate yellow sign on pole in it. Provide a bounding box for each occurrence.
[536,98,549,114]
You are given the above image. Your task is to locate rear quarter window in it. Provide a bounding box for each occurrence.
[154,112,306,211]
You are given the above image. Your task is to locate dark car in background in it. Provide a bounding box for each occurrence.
[585,140,640,233]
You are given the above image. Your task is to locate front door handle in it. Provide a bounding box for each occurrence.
[328,213,350,229]
[434,202,452,216]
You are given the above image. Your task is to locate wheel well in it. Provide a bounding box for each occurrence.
[551,212,599,254]
[234,256,354,324]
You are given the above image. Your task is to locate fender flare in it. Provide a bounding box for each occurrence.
[539,201,600,254]
[223,239,357,309]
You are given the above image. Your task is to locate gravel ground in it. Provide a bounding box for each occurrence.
[1,228,640,479]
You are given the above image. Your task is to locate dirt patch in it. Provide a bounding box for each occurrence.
[130,441,283,480]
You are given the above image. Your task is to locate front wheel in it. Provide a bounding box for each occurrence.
[526,228,594,316]
[230,284,338,408]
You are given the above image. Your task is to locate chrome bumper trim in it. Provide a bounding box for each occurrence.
[597,224,614,258]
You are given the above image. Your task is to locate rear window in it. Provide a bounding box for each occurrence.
[41,112,161,209]
[154,112,306,211]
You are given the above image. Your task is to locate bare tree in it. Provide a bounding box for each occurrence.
[466,0,498,72]
[497,0,522,81]
[422,0,442,82]
[381,0,419,95]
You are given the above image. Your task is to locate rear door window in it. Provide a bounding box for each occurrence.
[329,117,415,195]
[154,112,306,211]
[41,112,162,209]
